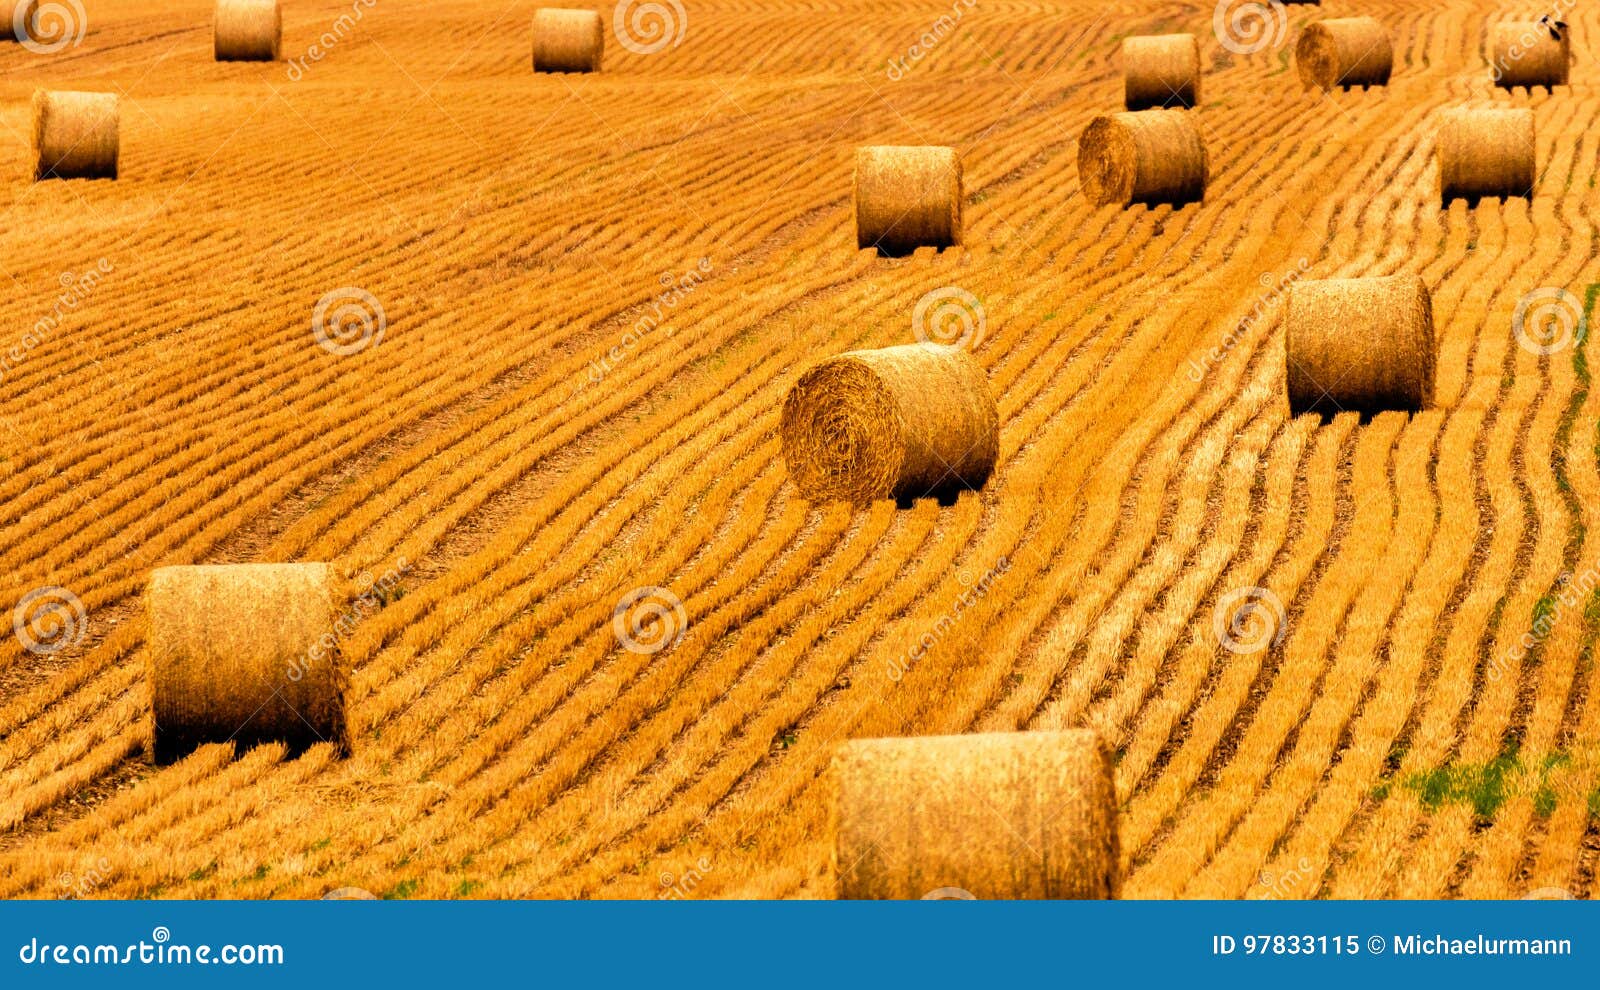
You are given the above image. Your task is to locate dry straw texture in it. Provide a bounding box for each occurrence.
[780,342,997,504]
[1296,18,1392,90]
[147,563,350,765]
[214,0,281,62]
[1437,107,1535,204]
[1491,20,1570,89]
[833,731,1121,899]
[32,90,119,180]
[532,8,603,73]
[1078,109,1206,208]
[1123,34,1201,110]
[1285,274,1435,417]
[2,1,37,41]
[854,146,962,254]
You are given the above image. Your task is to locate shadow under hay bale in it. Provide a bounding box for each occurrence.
[147,563,350,765]
[1285,274,1435,418]
[1437,107,1535,205]
[854,145,962,255]
[1296,17,1392,91]
[214,0,280,62]
[1123,33,1201,110]
[1,1,37,42]
[833,731,1121,899]
[1491,19,1570,91]
[33,90,119,180]
[533,8,603,73]
[1078,109,1206,209]
[780,342,996,504]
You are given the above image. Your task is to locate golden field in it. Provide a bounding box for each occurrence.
[1,0,1598,899]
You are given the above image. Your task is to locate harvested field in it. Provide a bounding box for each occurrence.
[1,0,1598,901]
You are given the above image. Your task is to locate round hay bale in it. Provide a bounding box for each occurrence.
[1490,19,1570,90]
[1284,274,1435,416]
[1296,17,1392,90]
[32,90,118,181]
[832,731,1120,899]
[1122,33,1201,110]
[1437,107,1535,205]
[532,8,603,73]
[780,342,997,504]
[147,563,350,765]
[214,0,280,62]
[2,1,38,42]
[854,145,962,254]
[1078,109,1206,208]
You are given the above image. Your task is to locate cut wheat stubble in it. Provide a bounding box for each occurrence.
[833,731,1121,899]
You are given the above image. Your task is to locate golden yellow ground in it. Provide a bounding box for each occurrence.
[0,0,1597,899]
